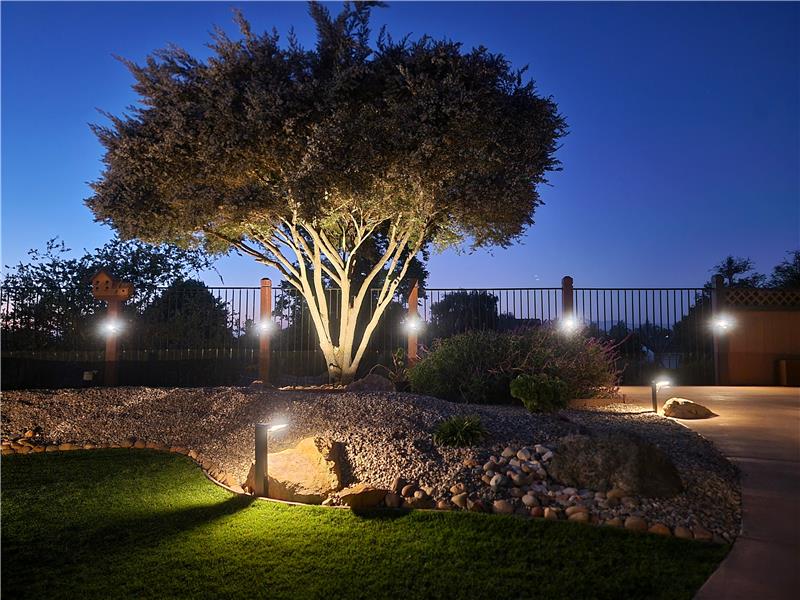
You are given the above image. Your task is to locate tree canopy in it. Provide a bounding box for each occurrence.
[1,237,213,351]
[709,256,766,288]
[86,2,566,381]
[768,250,800,288]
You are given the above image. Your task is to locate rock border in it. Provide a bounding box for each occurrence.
[1,435,723,544]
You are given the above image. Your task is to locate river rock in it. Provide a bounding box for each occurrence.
[624,516,648,532]
[401,483,417,497]
[339,483,388,509]
[385,492,402,508]
[649,523,671,536]
[568,511,589,523]
[451,492,468,508]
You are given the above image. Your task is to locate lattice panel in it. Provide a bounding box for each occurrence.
[726,288,800,308]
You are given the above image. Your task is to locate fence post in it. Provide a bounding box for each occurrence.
[407,279,419,364]
[561,276,574,318]
[711,274,726,385]
[259,278,272,383]
[105,300,120,386]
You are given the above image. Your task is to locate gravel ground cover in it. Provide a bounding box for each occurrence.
[1,387,740,540]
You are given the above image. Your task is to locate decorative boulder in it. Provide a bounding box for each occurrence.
[338,483,389,509]
[246,436,346,504]
[548,433,683,498]
[345,374,395,392]
[662,398,716,419]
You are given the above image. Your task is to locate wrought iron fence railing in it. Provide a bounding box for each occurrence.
[1,281,718,388]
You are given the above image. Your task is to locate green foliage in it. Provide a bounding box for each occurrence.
[1,237,214,351]
[1,451,728,600]
[408,330,517,404]
[429,291,516,338]
[769,250,800,288]
[139,279,233,349]
[510,373,568,413]
[87,4,565,253]
[432,415,487,447]
[708,255,765,288]
[409,327,618,404]
[369,348,411,391]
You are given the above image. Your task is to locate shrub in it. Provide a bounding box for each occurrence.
[408,330,516,404]
[510,373,569,412]
[432,415,487,447]
[409,326,619,404]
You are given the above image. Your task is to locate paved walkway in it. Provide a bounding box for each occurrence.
[619,386,800,600]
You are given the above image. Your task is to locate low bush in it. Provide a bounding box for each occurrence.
[408,330,516,404]
[409,326,618,404]
[432,415,487,447]
[510,373,568,412]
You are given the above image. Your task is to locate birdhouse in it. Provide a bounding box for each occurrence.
[91,269,134,302]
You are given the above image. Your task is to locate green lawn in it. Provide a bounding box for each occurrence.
[1,450,727,600]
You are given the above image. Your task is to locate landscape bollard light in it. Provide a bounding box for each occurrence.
[253,421,288,497]
[651,379,671,413]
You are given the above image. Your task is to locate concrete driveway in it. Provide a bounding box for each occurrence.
[619,386,800,600]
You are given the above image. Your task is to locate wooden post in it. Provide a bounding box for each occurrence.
[407,279,419,364]
[711,274,726,385]
[259,278,272,383]
[105,300,120,386]
[91,269,133,387]
[561,275,574,318]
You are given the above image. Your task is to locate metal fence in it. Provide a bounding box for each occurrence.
[1,281,715,388]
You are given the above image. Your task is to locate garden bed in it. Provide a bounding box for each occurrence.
[0,386,740,541]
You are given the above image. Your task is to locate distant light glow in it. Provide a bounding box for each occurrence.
[405,315,423,333]
[560,316,580,335]
[257,320,276,335]
[101,318,123,336]
[268,423,287,433]
[711,315,735,333]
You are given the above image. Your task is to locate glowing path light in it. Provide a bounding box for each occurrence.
[254,421,288,497]
[651,378,671,413]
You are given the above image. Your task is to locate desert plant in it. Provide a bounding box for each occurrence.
[370,348,411,391]
[510,373,568,413]
[432,415,487,448]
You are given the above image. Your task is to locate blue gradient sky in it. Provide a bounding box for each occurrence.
[2,1,798,288]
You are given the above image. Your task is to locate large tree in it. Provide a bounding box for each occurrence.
[87,3,566,382]
[709,255,765,288]
[768,250,800,288]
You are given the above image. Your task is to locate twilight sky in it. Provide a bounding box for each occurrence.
[2,1,798,288]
